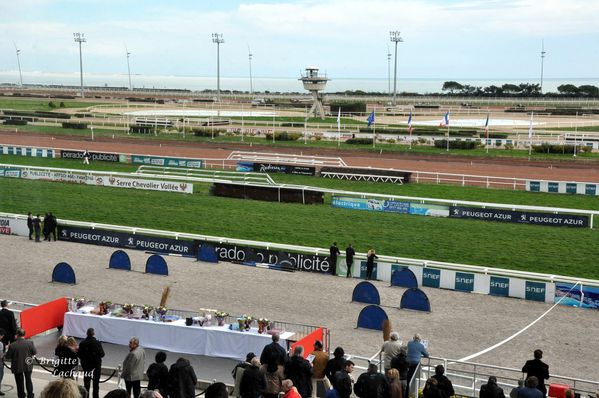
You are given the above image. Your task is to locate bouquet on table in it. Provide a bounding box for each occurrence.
[215,311,229,326]
[122,303,134,316]
[238,315,253,331]
[75,297,86,310]
[142,305,154,320]
[155,306,168,321]
[257,318,271,334]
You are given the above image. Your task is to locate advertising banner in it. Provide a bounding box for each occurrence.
[0,216,29,236]
[58,226,195,255]
[131,155,203,169]
[204,242,331,273]
[449,206,588,228]
[0,167,22,178]
[61,150,119,162]
[525,281,546,302]
[422,268,441,288]
[332,196,435,215]
[20,168,93,184]
[94,176,193,194]
[252,163,316,176]
[554,283,599,309]
[489,276,510,297]
[0,146,54,158]
[526,180,599,196]
[359,261,378,280]
[455,272,475,292]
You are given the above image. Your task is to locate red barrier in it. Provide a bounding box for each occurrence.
[291,327,325,358]
[20,297,69,338]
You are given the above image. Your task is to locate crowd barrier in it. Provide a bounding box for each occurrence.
[20,297,69,338]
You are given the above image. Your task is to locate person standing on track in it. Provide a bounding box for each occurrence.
[345,244,355,278]
[329,242,341,276]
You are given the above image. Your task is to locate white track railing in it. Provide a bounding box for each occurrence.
[134,165,276,185]
[2,212,598,288]
[227,151,347,166]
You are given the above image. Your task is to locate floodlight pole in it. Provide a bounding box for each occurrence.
[540,40,546,94]
[573,111,578,157]
[14,43,23,87]
[387,46,391,99]
[212,33,224,102]
[248,46,254,96]
[73,33,86,98]
[390,31,403,106]
[126,47,132,91]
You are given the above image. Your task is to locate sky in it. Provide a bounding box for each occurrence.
[1,0,598,80]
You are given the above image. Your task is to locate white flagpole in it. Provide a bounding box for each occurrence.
[528,111,534,156]
[409,110,413,150]
[372,109,376,149]
[485,111,490,154]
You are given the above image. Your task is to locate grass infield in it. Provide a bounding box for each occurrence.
[1,155,598,279]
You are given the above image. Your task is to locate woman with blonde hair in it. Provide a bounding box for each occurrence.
[366,249,378,280]
[386,368,403,398]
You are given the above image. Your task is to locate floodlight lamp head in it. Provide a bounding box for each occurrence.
[212,33,224,43]
[390,31,403,42]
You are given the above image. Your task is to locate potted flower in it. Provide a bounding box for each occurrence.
[76,297,86,310]
[142,305,154,320]
[215,311,228,326]
[244,315,253,331]
[156,306,168,321]
[122,303,134,317]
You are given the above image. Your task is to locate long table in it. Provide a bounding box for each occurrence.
[63,312,294,360]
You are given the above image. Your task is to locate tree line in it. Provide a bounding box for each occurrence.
[441,81,599,97]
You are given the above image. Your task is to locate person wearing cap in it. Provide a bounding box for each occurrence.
[310,340,330,397]
[522,350,549,397]
[406,334,429,396]
[480,376,506,398]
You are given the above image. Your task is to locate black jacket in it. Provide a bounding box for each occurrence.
[480,382,506,398]
[334,370,353,398]
[390,353,409,380]
[168,358,198,398]
[432,374,455,398]
[284,355,313,398]
[260,342,288,367]
[77,336,105,370]
[0,308,18,344]
[522,359,549,395]
[240,365,266,398]
[325,357,346,384]
[54,345,79,378]
[147,362,169,395]
[354,370,388,398]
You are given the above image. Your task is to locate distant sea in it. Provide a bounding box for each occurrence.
[1,70,598,94]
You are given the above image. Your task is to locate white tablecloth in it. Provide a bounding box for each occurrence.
[63,312,293,360]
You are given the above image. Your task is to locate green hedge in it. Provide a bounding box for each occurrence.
[533,143,575,154]
[191,127,224,137]
[264,132,301,141]
[129,125,154,134]
[3,119,28,126]
[434,140,479,150]
[5,110,71,119]
[487,133,509,139]
[346,138,373,145]
[329,102,367,114]
[62,122,88,129]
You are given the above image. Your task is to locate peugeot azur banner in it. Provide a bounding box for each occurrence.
[449,206,588,228]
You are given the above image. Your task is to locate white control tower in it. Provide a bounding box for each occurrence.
[299,67,329,119]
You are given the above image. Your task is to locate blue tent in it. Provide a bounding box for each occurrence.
[400,288,431,312]
[109,250,131,271]
[356,305,388,331]
[352,281,381,305]
[52,262,76,284]
[390,267,418,288]
[145,254,169,276]
[197,244,219,263]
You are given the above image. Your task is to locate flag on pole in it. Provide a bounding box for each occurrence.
[407,111,413,135]
[367,111,375,127]
[484,113,489,135]
[528,112,534,139]
[440,111,450,127]
[337,108,341,131]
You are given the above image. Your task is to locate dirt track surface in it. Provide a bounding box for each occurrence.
[1,131,599,182]
[2,235,598,384]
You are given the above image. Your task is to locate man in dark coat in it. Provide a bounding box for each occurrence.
[32,215,41,242]
[333,360,354,398]
[432,365,454,398]
[354,364,388,398]
[43,213,50,241]
[0,300,17,345]
[47,212,57,241]
[26,213,33,240]
[240,357,266,398]
[168,357,198,398]
[78,328,105,398]
[329,242,341,276]
[345,244,355,278]
[522,350,549,397]
[260,333,288,367]
[480,376,506,398]
[284,346,312,398]
[5,328,37,398]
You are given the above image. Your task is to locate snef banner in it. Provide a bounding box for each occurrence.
[253,163,316,176]
[94,176,193,194]
[449,206,588,228]
[61,150,119,162]
[132,155,203,169]
[201,242,330,273]
[455,272,475,292]
[489,276,510,297]
[58,225,195,255]
[554,283,599,309]
[525,281,546,302]
[422,268,441,288]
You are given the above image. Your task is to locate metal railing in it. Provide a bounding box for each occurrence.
[227,151,347,167]
[134,165,276,185]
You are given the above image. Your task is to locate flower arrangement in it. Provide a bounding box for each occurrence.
[156,306,168,316]
[215,311,229,319]
[75,297,86,309]
[258,318,271,334]
[122,303,134,314]
[142,305,154,319]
